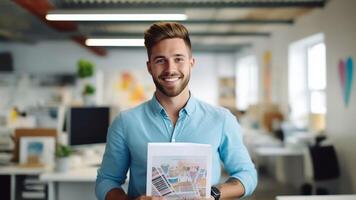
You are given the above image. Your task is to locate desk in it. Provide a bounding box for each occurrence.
[40,166,129,200]
[254,146,305,156]
[276,195,356,200]
[254,146,308,188]
[40,166,98,200]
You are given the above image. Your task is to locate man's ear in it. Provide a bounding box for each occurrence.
[147,61,152,75]
[190,57,196,69]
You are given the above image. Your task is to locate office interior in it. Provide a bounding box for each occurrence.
[0,0,355,200]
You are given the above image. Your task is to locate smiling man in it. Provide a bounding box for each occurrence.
[95,22,257,200]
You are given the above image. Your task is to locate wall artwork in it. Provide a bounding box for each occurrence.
[218,77,236,109]
[19,136,55,167]
[104,70,155,109]
[263,51,272,103]
[338,57,354,107]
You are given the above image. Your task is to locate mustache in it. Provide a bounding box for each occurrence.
[158,72,183,79]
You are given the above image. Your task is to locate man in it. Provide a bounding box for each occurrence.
[96,22,257,200]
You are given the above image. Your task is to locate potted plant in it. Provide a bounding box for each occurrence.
[82,83,96,105]
[77,59,94,78]
[82,84,95,96]
[77,59,96,105]
[55,144,72,172]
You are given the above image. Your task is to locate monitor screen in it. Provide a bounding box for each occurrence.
[67,107,110,146]
[0,52,14,72]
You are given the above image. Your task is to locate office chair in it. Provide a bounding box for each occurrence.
[301,136,340,195]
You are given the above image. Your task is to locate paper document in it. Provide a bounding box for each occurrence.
[146,143,212,199]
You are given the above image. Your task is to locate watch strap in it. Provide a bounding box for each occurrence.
[211,186,221,200]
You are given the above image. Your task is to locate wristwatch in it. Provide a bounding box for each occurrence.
[211,186,221,200]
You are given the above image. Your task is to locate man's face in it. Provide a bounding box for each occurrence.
[147,38,195,97]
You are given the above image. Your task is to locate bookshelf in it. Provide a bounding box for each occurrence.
[0,166,47,200]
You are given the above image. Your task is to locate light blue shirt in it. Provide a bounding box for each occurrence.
[95,95,257,200]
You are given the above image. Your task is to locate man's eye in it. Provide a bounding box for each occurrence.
[155,59,165,64]
[175,57,184,62]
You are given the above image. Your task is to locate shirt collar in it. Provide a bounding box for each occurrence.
[149,92,196,117]
[149,94,165,115]
[183,93,196,116]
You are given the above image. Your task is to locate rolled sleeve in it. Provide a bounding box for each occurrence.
[95,175,123,200]
[219,110,258,197]
[233,170,258,198]
[95,113,130,200]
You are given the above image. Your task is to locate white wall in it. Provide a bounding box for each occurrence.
[253,0,356,193]
[216,53,236,77]
[1,41,236,106]
[324,0,356,194]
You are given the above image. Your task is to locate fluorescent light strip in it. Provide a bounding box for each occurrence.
[86,39,144,47]
[46,14,187,21]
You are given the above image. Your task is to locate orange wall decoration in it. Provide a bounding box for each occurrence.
[263,51,272,103]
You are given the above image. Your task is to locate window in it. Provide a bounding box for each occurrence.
[307,43,326,114]
[288,33,326,130]
[236,55,258,111]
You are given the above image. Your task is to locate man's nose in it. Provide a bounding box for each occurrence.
[165,59,177,71]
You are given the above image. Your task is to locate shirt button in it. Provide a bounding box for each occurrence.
[169,124,172,127]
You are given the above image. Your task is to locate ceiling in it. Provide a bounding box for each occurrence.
[0,0,329,55]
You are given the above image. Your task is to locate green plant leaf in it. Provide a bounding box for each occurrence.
[77,59,95,78]
[56,144,72,158]
[83,84,96,95]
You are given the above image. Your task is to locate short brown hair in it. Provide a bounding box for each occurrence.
[144,22,192,58]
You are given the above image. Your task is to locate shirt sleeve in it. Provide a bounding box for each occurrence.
[218,110,258,198]
[95,113,130,200]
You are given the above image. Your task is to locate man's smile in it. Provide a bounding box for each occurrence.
[159,74,183,85]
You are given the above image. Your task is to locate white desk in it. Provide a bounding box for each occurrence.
[40,166,98,182]
[0,165,47,175]
[254,146,305,156]
[40,166,98,200]
[40,166,129,200]
[254,146,307,188]
[276,195,356,200]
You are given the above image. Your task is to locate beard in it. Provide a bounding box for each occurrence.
[152,71,190,97]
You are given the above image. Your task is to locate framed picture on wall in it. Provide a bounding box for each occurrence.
[19,136,55,168]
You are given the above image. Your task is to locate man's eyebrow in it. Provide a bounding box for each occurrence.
[173,54,186,57]
[152,55,165,60]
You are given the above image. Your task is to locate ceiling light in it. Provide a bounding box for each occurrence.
[85,39,144,47]
[46,14,187,21]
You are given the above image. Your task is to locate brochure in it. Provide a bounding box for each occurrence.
[146,143,212,199]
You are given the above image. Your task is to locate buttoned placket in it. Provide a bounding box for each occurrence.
[161,109,187,143]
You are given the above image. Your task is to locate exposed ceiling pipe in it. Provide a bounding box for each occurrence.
[13,0,107,56]
[58,0,328,9]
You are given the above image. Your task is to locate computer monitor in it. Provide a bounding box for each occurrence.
[0,52,14,72]
[67,106,110,147]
